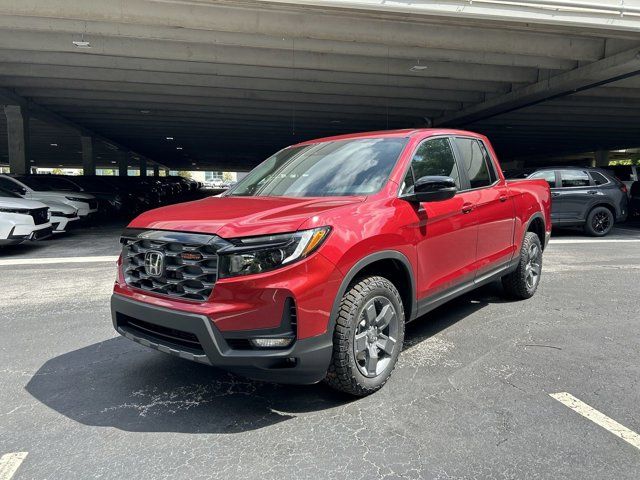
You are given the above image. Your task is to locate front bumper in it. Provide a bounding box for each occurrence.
[111,294,333,384]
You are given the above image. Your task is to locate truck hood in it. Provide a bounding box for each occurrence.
[29,191,95,201]
[0,197,48,209]
[41,200,77,214]
[128,195,365,237]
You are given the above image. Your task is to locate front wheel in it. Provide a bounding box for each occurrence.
[502,231,542,300]
[324,276,405,396]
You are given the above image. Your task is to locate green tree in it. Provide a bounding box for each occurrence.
[177,170,192,179]
[222,171,235,182]
[51,168,64,174]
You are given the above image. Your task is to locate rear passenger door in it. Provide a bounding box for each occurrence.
[555,169,594,222]
[451,137,516,278]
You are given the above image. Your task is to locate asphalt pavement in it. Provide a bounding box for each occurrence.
[1,223,640,479]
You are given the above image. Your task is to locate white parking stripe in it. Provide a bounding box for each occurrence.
[550,392,640,451]
[550,239,640,244]
[0,452,28,480]
[0,256,118,266]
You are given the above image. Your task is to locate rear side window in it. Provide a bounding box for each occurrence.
[530,170,556,188]
[454,137,495,189]
[402,137,461,194]
[559,170,591,188]
[589,171,610,186]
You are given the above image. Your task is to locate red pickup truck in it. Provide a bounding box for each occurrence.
[111,129,551,396]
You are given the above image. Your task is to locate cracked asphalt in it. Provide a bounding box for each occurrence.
[1,222,640,479]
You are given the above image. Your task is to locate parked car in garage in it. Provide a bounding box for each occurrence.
[32,175,124,216]
[111,129,551,396]
[47,201,80,233]
[0,175,99,218]
[630,181,640,218]
[528,167,628,236]
[0,188,53,246]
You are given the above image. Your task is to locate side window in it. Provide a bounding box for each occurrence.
[559,170,591,188]
[402,137,460,195]
[589,171,610,186]
[530,170,556,188]
[454,137,494,189]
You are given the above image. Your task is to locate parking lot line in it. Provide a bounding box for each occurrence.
[0,452,28,480]
[549,239,640,244]
[550,392,640,451]
[0,256,119,266]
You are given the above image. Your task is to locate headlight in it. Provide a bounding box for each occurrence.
[65,196,88,203]
[218,227,331,279]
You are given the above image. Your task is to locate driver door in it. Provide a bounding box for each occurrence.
[400,137,479,302]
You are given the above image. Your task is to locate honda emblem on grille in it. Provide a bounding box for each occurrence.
[144,251,164,277]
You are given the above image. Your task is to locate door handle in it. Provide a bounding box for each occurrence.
[499,195,508,202]
[551,193,560,198]
[462,203,474,214]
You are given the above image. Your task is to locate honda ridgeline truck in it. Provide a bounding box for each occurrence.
[111,129,551,396]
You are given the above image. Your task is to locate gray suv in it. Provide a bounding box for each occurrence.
[528,167,628,236]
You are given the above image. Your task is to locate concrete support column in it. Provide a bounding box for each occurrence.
[153,165,160,177]
[140,157,147,177]
[81,136,95,176]
[594,149,609,167]
[3,105,30,175]
[165,168,170,176]
[118,151,128,176]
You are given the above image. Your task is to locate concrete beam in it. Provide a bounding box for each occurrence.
[81,135,95,175]
[437,47,640,126]
[3,104,30,174]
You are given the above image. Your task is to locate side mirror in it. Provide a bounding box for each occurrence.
[18,187,27,196]
[403,176,457,203]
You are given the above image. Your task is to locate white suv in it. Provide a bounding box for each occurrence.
[0,175,99,218]
[0,188,53,246]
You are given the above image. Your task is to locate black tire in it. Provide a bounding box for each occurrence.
[324,276,405,396]
[584,206,614,237]
[502,231,542,300]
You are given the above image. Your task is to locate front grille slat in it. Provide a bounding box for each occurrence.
[30,207,49,225]
[121,230,225,302]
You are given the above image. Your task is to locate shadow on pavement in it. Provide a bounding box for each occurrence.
[25,282,507,434]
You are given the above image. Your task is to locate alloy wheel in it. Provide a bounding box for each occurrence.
[353,296,399,378]
[525,243,541,290]
[592,211,611,234]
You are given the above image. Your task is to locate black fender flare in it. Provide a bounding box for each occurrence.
[523,211,546,250]
[327,250,417,337]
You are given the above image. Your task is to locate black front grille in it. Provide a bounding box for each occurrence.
[30,207,49,225]
[51,211,77,218]
[121,229,229,301]
[88,199,98,210]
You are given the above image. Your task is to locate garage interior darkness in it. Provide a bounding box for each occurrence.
[0,0,639,175]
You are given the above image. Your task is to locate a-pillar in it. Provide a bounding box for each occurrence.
[81,136,95,176]
[3,105,30,175]
[118,151,128,176]
[140,157,147,177]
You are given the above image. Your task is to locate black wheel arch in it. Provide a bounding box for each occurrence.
[524,212,546,251]
[328,251,417,336]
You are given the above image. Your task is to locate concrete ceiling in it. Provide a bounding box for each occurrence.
[0,0,639,171]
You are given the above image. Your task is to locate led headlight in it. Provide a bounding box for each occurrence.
[65,196,89,203]
[218,227,331,278]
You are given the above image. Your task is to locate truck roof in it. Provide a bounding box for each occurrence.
[293,128,486,146]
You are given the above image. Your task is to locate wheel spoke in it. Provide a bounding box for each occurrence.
[375,304,394,329]
[377,334,396,355]
[366,345,379,376]
[364,303,377,326]
[354,332,368,354]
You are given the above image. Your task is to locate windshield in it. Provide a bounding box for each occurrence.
[228,137,408,197]
[0,187,20,198]
[14,176,59,191]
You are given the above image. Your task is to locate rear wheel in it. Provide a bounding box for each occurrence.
[325,276,405,396]
[584,206,614,237]
[502,231,542,300]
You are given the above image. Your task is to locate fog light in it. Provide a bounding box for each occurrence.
[250,338,294,348]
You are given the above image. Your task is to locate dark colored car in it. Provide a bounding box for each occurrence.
[630,181,640,218]
[528,167,628,236]
[111,129,551,396]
